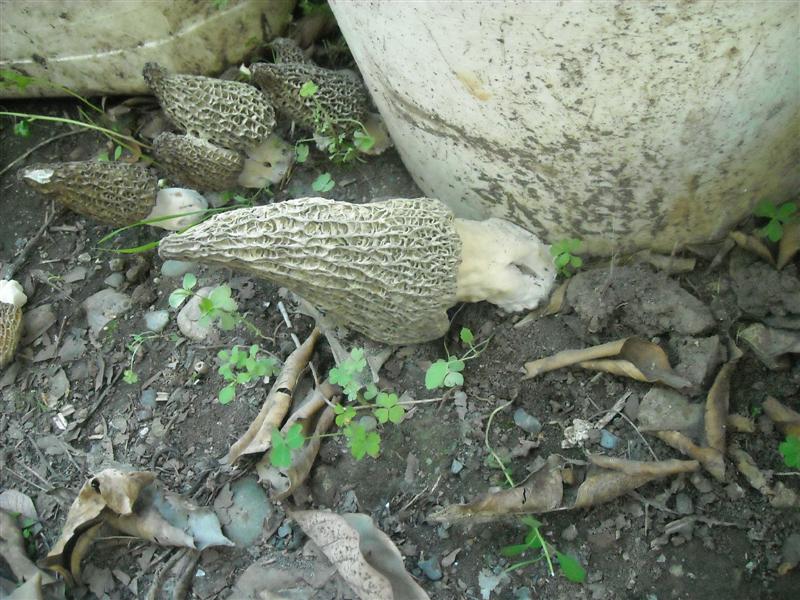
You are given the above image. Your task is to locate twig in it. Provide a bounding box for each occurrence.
[586,395,658,460]
[173,550,201,600]
[4,467,49,492]
[594,391,631,431]
[145,548,187,600]
[0,130,82,178]
[2,203,63,280]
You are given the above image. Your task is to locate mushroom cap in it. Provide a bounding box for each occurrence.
[153,132,244,191]
[270,37,311,65]
[251,62,370,132]
[0,301,22,368]
[18,161,157,227]
[143,62,276,152]
[159,198,461,344]
[0,280,27,308]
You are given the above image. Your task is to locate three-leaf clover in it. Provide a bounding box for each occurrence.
[311,172,335,193]
[295,143,309,163]
[299,80,319,98]
[754,200,797,242]
[374,392,404,424]
[425,357,465,390]
[779,435,800,468]
[270,424,305,468]
[550,239,583,277]
[345,424,381,460]
[123,369,139,384]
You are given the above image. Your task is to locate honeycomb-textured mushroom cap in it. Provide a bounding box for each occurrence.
[153,133,244,191]
[0,280,26,368]
[158,198,461,344]
[143,62,276,152]
[18,161,158,227]
[270,37,311,64]
[251,62,370,132]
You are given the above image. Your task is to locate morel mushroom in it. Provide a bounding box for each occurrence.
[144,63,291,191]
[0,280,26,368]
[18,161,207,230]
[158,198,555,344]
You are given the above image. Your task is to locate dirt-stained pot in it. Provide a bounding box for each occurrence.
[330,1,799,255]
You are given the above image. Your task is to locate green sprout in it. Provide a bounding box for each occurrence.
[13,119,31,137]
[550,239,583,277]
[217,344,279,405]
[779,435,800,469]
[270,423,305,467]
[122,332,163,385]
[425,327,489,391]
[502,517,586,583]
[311,172,335,192]
[754,200,797,242]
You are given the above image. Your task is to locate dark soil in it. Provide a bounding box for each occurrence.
[1,95,799,600]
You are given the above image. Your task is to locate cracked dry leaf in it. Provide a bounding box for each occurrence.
[573,457,699,508]
[729,446,771,495]
[225,328,320,464]
[430,455,564,523]
[0,511,55,586]
[705,362,735,454]
[729,231,776,265]
[515,280,569,327]
[763,396,800,437]
[523,337,691,390]
[777,221,800,270]
[290,510,430,600]
[655,431,726,481]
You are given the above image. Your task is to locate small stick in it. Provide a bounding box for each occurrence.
[0,130,82,178]
[4,468,48,492]
[2,203,63,280]
[145,548,186,600]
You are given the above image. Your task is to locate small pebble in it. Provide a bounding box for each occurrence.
[675,492,693,515]
[139,389,157,408]
[669,564,684,577]
[277,522,292,538]
[144,310,170,333]
[600,429,620,449]
[126,257,150,282]
[513,408,542,435]
[104,273,125,289]
[514,587,533,600]
[77,252,92,263]
[725,483,745,501]
[108,258,125,272]
[450,459,464,474]
[561,524,578,541]
[417,556,443,581]
[161,260,197,278]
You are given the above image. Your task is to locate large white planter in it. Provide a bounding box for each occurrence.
[331,1,799,254]
[0,0,293,99]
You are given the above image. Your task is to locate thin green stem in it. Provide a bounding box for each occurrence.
[537,534,556,577]
[485,400,515,488]
[503,555,544,574]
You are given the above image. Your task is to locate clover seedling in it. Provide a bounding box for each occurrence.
[754,200,797,242]
[270,423,305,468]
[169,274,238,330]
[779,435,800,469]
[550,238,583,277]
[217,344,279,404]
[502,517,586,583]
[425,327,489,391]
[311,172,335,192]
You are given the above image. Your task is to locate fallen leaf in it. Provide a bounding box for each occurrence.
[726,414,755,433]
[6,572,43,600]
[777,221,800,270]
[515,280,569,327]
[705,362,734,453]
[739,323,800,371]
[633,250,696,274]
[586,454,699,477]
[523,337,692,390]
[654,431,726,481]
[763,396,800,437]
[0,511,54,585]
[729,230,775,265]
[0,490,38,521]
[728,446,770,495]
[290,509,430,600]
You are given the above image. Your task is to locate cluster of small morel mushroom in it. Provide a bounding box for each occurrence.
[6,39,556,365]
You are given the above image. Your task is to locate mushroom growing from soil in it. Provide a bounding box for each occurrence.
[144,62,292,191]
[0,280,27,368]
[18,161,207,230]
[158,197,555,344]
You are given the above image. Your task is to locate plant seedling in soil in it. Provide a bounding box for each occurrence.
[270,423,305,467]
[169,273,237,330]
[550,238,583,277]
[425,327,490,390]
[311,172,335,192]
[501,516,586,583]
[217,344,279,404]
[122,332,163,385]
[779,435,800,469]
[754,200,797,242]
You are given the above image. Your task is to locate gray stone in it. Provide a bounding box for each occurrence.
[513,408,542,435]
[144,310,170,333]
[600,429,620,449]
[176,286,215,341]
[418,556,443,581]
[450,459,464,474]
[139,389,156,408]
[83,289,132,336]
[108,258,125,272]
[637,388,703,433]
[729,249,800,319]
[161,260,197,279]
[104,272,125,289]
[670,335,723,387]
[675,492,693,515]
[561,524,578,541]
[738,323,800,370]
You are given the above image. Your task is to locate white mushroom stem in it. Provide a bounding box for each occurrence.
[237,134,295,188]
[454,218,556,312]
[0,279,27,308]
[146,188,209,231]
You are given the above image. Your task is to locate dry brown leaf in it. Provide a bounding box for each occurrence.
[225,328,320,464]
[729,230,776,265]
[728,446,770,495]
[515,280,569,327]
[634,250,696,274]
[290,510,430,600]
[0,511,55,586]
[655,431,726,481]
[586,454,699,477]
[763,396,800,437]
[771,482,800,509]
[727,414,756,433]
[524,337,691,390]
[777,221,800,270]
[573,457,699,508]
[429,455,564,523]
[705,362,734,453]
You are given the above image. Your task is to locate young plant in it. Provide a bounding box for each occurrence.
[217,344,279,404]
[754,200,797,242]
[122,332,163,385]
[425,327,489,391]
[779,435,800,469]
[168,273,237,330]
[98,144,124,162]
[311,172,335,193]
[550,238,583,277]
[501,517,586,583]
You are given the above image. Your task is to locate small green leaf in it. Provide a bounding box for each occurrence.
[123,369,139,384]
[168,289,189,308]
[353,130,375,152]
[236,372,251,384]
[285,423,305,449]
[270,430,291,468]
[198,297,214,315]
[555,253,571,268]
[425,360,449,390]
[776,202,797,222]
[114,145,122,160]
[449,359,465,372]
[570,255,583,268]
[218,312,236,331]
[329,366,348,386]
[218,349,230,362]
[387,404,405,424]
[443,371,464,387]
[335,404,356,426]
[296,143,309,163]
[13,120,30,137]
[556,551,586,583]
[209,285,235,311]
[460,327,475,344]
[779,435,800,468]
[500,544,531,558]
[219,364,234,381]
[299,80,319,97]
[218,384,236,405]
[754,200,777,218]
[311,172,335,192]
[521,516,542,529]
[363,383,378,400]
[765,220,784,242]
[182,273,197,290]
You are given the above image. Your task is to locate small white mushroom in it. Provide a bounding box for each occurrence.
[158,197,555,344]
[237,134,295,188]
[147,188,209,231]
[0,280,27,367]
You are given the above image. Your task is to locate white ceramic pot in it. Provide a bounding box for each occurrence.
[331,1,799,254]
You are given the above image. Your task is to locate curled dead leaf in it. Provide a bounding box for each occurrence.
[634,250,696,274]
[290,509,430,600]
[586,454,699,477]
[729,446,771,496]
[705,362,734,454]
[225,328,320,464]
[654,431,726,481]
[763,396,800,437]
[523,337,691,391]
[515,280,569,327]
[777,221,800,270]
[729,231,776,265]
[726,414,756,433]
